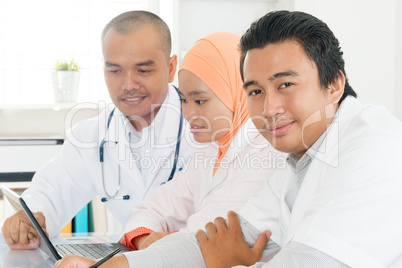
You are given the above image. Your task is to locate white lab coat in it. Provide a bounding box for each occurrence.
[22,85,198,238]
[239,96,402,267]
[123,118,287,234]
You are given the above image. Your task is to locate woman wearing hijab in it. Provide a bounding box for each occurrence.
[121,31,284,251]
[53,32,284,267]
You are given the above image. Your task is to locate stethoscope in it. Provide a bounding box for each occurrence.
[99,86,183,202]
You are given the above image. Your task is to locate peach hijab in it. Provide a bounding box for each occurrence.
[179,32,249,176]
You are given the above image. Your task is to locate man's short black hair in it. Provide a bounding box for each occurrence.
[240,10,356,104]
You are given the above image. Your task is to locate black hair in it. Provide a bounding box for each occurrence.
[239,10,356,104]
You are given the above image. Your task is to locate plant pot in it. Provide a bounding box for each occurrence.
[51,71,80,103]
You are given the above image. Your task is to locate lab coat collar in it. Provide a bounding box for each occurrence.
[305,96,362,168]
[282,96,363,245]
[285,96,361,172]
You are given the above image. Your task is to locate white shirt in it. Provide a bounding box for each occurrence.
[239,96,402,267]
[123,119,288,234]
[21,85,197,238]
[125,87,170,183]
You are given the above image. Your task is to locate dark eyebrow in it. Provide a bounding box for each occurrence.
[104,61,120,68]
[268,70,299,81]
[178,89,208,97]
[104,60,156,68]
[136,60,156,67]
[243,80,258,90]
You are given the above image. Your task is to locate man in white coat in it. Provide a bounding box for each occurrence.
[196,10,402,268]
[1,10,197,250]
[52,10,402,268]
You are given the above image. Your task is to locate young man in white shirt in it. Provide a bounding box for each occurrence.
[197,10,402,268]
[53,10,402,268]
[1,10,197,250]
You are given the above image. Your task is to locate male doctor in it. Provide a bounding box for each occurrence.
[53,10,402,268]
[196,10,402,268]
[2,10,196,250]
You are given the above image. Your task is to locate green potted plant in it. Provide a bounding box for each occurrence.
[51,58,81,103]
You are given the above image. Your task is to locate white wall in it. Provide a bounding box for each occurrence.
[395,0,402,120]
[177,0,277,65]
[172,0,401,120]
[292,0,401,119]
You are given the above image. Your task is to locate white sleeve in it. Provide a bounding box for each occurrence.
[237,169,285,246]
[124,141,282,234]
[22,123,98,237]
[122,213,281,268]
[234,242,350,268]
[122,232,206,268]
[182,146,283,233]
[124,170,196,233]
[122,223,348,268]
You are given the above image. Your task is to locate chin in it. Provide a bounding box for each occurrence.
[264,138,287,153]
[194,135,211,143]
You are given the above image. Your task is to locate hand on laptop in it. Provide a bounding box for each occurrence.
[2,209,47,250]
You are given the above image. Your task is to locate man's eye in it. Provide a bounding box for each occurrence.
[180,98,188,104]
[107,69,120,74]
[138,69,149,74]
[280,82,293,88]
[249,90,262,96]
[195,100,206,105]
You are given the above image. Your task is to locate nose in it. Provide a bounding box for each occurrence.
[182,102,198,122]
[122,71,140,91]
[262,91,285,119]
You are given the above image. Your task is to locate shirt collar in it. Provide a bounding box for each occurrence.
[287,126,330,169]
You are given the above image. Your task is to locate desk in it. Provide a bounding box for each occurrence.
[0,233,121,268]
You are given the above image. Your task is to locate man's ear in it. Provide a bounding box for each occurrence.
[329,71,346,103]
[168,55,178,83]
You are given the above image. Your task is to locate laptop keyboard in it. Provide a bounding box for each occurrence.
[56,243,114,259]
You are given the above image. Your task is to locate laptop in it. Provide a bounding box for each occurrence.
[1,186,132,261]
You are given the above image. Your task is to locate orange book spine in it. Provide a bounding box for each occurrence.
[60,221,72,233]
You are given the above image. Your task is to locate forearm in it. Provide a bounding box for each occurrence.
[97,255,129,268]
[53,254,129,268]
[122,214,280,268]
[123,232,205,268]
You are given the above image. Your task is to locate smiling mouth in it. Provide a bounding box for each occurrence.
[190,124,204,134]
[124,96,145,101]
[266,122,294,136]
[120,95,147,104]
